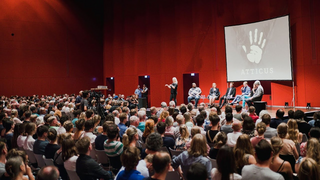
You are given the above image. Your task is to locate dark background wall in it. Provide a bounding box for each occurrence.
[103,0,320,107]
[0,0,104,96]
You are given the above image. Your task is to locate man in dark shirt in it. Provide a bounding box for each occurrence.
[76,136,113,180]
[33,125,49,155]
[80,90,90,112]
[156,122,175,150]
[143,151,171,180]
[94,122,108,150]
[295,110,311,135]
[270,109,286,128]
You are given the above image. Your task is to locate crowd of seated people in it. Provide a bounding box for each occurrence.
[0,93,319,180]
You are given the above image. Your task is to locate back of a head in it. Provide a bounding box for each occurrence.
[261,114,271,125]
[160,102,167,108]
[298,158,320,180]
[0,142,6,156]
[226,113,233,122]
[84,119,94,131]
[216,145,236,178]
[235,105,242,113]
[47,128,57,141]
[310,127,320,139]
[276,109,285,119]
[37,125,49,137]
[156,121,166,134]
[209,113,220,126]
[165,116,173,127]
[256,122,266,135]
[152,151,171,174]
[277,123,288,138]
[186,162,208,180]
[191,126,201,137]
[75,136,90,155]
[248,106,255,113]
[5,156,23,178]
[85,109,94,119]
[225,106,232,114]
[36,165,60,180]
[121,147,140,171]
[146,133,163,152]
[294,110,304,120]
[213,132,227,148]
[179,106,187,115]
[288,110,295,119]
[119,113,127,123]
[188,134,207,157]
[242,116,255,131]
[270,137,283,155]
[106,123,119,139]
[199,110,207,119]
[196,115,205,126]
[255,139,272,162]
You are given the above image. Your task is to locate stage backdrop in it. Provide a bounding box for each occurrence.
[225,15,292,82]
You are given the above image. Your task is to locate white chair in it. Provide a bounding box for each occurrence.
[165,171,180,180]
[34,154,46,168]
[44,158,54,166]
[66,170,80,180]
[210,158,217,168]
[95,149,110,165]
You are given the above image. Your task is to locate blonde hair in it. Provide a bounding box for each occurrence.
[179,125,189,141]
[298,158,320,180]
[234,134,254,170]
[306,138,320,165]
[159,110,169,121]
[287,119,300,143]
[256,122,266,135]
[188,134,207,157]
[122,127,138,147]
[271,137,283,163]
[165,116,173,127]
[143,119,154,138]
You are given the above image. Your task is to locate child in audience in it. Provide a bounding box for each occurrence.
[248,106,259,123]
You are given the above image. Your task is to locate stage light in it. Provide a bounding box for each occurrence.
[191,73,195,76]
[110,77,113,80]
[144,75,148,78]
[307,103,311,109]
[92,77,96,81]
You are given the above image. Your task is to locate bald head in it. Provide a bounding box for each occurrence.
[232,120,242,132]
[36,166,60,180]
[176,114,184,125]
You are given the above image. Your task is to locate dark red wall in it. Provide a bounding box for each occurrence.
[0,0,104,96]
[103,0,320,107]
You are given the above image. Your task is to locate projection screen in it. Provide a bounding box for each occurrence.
[224,15,292,81]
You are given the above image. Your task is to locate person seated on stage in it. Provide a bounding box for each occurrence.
[246,80,264,107]
[230,81,251,107]
[208,83,220,106]
[219,82,236,109]
[187,83,202,108]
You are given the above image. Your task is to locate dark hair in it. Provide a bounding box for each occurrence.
[25,122,36,135]
[12,123,25,149]
[187,103,193,112]
[235,105,242,112]
[106,123,119,139]
[30,106,37,112]
[288,110,295,119]
[226,113,233,122]
[119,113,127,123]
[59,114,69,126]
[6,149,27,163]
[84,120,94,131]
[3,119,13,132]
[146,133,163,152]
[85,109,94,119]
[261,114,271,125]
[75,136,91,154]
[57,103,64,110]
[276,109,284,119]
[62,138,77,161]
[150,115,158,124]
[73,109,81,117]
[310,128,320,139]
[37,125,49,137]
[294,110,305,120]
[156,121,166,134]
[217,145,236,180]
[209,113,220,126]
[180,106,187,115]
[36,166,59,180]
[82,91,89,98]
[255,139,273,162]
[186,162,208,180]
[105,113,115,123]
[196,115,205,126]
[200,110,207,119]
[47,128,57,141]
[44,114,52,124]
[242,116,255,131]
[25,110,32,119]
[152,152,171,174]
[75,119,85,130]
[121,147,140,171]
[225,106,232,114]
[168,107,175,116]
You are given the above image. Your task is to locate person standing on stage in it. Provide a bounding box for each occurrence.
[134,85,142,99]
[188,83,202,108]
[165,77,178,105]
[219,82,236,108]
[141,84,149,107]
[208,83,220,106]
[230,81,251,107]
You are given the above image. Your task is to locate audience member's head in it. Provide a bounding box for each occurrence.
[294,110,304,120]
[165,116,174,127]
[36,165,60,180]
[106,123,119,140]
[122,127,138,148]
[63,121,73,133]
[209,113,220,127]
[186,162,208,180]
[37,125,49,138]
[152,151,171,176]
[225,106,233,114]
[306,138,320,165]
[261,114,271,126]
[5,156,25,179]
[277,123,288,138]
[276,109,285,119]
[298,158,320,180]
[255,139,273,163]
[84,119,94,132]
[179,105,187,115]
[156,121,166,135]
[232,120,242,132]
[217,145,236,179]
[119,113,128,124]
[196,115,205,127]
[242,116,255,132]
[143,119,155,138]
[75,119,85,131]
[188,134,207,157]
[270,137,283,156]
[248,106,256,114]
[120,147,141,171]
[213,132,227,148]
[62,137,77,161]
[190,126,201,137]
[235,105,242,113]
[75,136,91,155]
[309,127,320,139]
[225,113,233,122]
[256,122,266,136]
[145,133,163,154]
[47,128,58,142]
[288,110,295,119]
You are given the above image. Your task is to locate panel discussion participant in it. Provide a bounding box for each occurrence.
[141,84,149,107]
[165,77,178,105]
[188,83,202,108]
[219,82,236,108]
[207,83,220,106]
[246,80,264,107]
[230,81,251,107]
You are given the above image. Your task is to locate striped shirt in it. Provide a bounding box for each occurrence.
[104,140,123,157]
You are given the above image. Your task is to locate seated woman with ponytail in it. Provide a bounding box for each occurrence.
[62,138,78,172]
[175,125,191,150]
[23,123,37,151]
[44,128,60,159]
[123,127,140,150]
[10,109,21,124]
[4,156,32,180]
[209,132,227,159]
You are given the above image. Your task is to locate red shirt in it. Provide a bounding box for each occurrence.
[249,114,259,122]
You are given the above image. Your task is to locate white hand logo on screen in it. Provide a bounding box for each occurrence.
[242,29,266,64]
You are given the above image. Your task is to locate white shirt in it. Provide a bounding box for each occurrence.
[23,135,35,151]
[13,117,22,124]
[115,159,149,179]
[57,126,66,135]
[17,135,27,148]
[227,132,242,147]
[84,132,97,144]
[211,168,242,180]
[64,156,78,171]
[115,117,120,125]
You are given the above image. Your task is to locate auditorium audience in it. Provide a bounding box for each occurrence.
[187,162,208,180]
[23,122,37,151]
[62,137,78,172]
[142,119,154,143]
[261,114,278,139]
[175,125,190,150]
[37,166,60,180]
[220,113,234,134]
[118,113,128,139]
[144,151,171,180]
[172,134,212,180]
[164,116,176,138]
[277,123,299,160]
[250,122,266,148]
[33,125,49,155]
[145,133,163,155]
[300,127,320,157]
[234,134,256,174]
[45,128,60,159]
[129,116,143,141]
[298,158,319,180]
[287,119,303,144]
[4,156,29,180]
[308,111,320,127]
[227,121,242,147]
[73,119,85,142]
[296,138,320,172]
[209,132,227,159]
[233,105,243,121]
[206,113,220,145]
[137,110,147,132]
[248,106,259,123]
[294,110,312,135]
[241,116,255,138]
[116,147,144,180]
[156,122,175,150]
[94,121,110,150]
